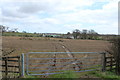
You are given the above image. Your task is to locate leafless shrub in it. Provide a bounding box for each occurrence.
[59,40,64,42]
[106,37,120,75]
[2,48,16,56]
[19,37,33,40]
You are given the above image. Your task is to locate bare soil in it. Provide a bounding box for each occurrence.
[2,36,111,77]
[2,36,110,56]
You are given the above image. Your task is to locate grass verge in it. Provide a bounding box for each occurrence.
[49,71,79,78]
[89,71,120,80]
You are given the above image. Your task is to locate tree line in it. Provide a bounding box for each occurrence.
[67,29,99,40]
[1,25,117,40]
[0,25,18,33]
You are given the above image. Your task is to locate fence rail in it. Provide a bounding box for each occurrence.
[1,51,119,78]
[25,52,103,76]
[102,54,117,72]
[2,56,21,78]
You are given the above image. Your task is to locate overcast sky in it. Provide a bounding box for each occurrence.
[0,0,119,34]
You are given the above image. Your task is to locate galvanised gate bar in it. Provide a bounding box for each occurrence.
[24,52,104,76]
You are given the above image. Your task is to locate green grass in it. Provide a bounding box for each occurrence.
[89,71,120,80]
[20,74,40,80]
[19,70,120,79]
[48,71,79,78]
[19,71,78,80]
[2,32,41,37]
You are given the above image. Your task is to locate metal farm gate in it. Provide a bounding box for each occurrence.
[24,52,105,76]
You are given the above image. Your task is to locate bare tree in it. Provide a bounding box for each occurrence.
[14,28,18,32]
[72,29,80,39]
[0,25,9,32]
[81,29,88,39]
[88,29,98,40]
[67,32,71,35]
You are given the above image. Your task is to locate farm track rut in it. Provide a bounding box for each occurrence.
[57,42,82,70]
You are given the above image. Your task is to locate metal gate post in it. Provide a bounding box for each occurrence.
[26,53,29,75]
[21,53,25,77]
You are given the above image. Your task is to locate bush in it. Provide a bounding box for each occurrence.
[106,37,120,75]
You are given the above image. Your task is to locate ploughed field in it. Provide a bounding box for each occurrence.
[2,36,111,76]
[2,36,110,56]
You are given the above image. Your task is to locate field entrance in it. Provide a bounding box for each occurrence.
[25,52,103,76]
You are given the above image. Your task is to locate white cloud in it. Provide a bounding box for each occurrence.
[53,0,118,34]
[0,8,2,24]
[0,0,119,34]
[64,24,83,31]
[54,0,118,24]
[1,0,95,16]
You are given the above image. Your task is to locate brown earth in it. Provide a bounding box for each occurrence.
[2,36,110,56]
[2,36,111,77]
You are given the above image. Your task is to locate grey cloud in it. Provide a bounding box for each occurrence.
[2,7,28,18]
[1,2,50,19]
[1,1,59,19]
[2,16,18,22]
[18,2,51,14]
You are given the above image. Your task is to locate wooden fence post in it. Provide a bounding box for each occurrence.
[116,56,120,75]
[118,55,120,75]
[101,52,106,72]
[110,57,113,71]
[118,59,120,75]
[5,57,8,78]
[21,53,25,77]
[18,56,21,77]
